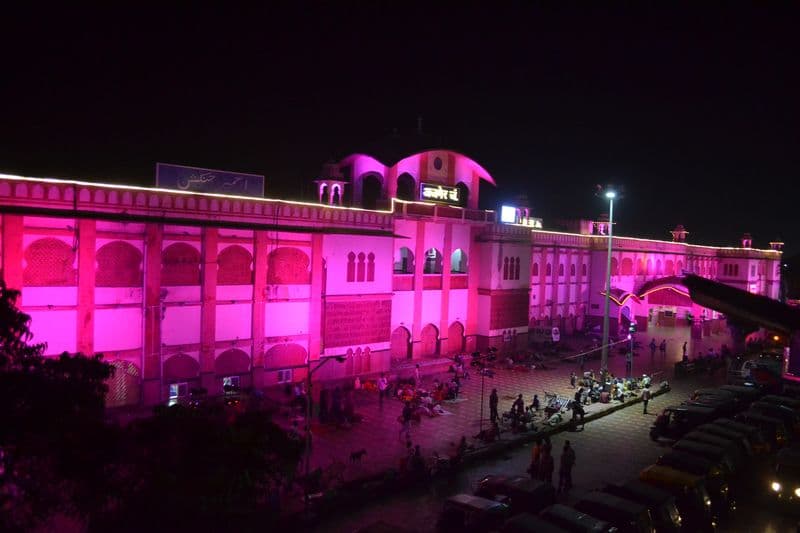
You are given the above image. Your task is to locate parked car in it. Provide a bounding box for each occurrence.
[573,491,655,533]
[749,401,800,438]
[475,475,556,516]
[655,449,734,519]
[602,480,682,533]
[639,465,716,532]
[735,410,789,449]
[713,417,773,455]
[437,494,510,533]
[649,405,717,442]
[538,504,618,533]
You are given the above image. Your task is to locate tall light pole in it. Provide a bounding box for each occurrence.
[600,190,616,382]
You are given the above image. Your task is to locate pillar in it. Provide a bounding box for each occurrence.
[251,230,268,388]
[439,223,453,351]
[1,214,24,300]
[76,219,96,355]
[199,227,218,392]
[412,220,425,357]
[465,225,481,353]
[142,223,163,405]
[309,233,324,364]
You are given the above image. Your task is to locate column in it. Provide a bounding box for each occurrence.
[250,230,268,388]
[199,227,218,392]
[465,225,481,353]
[76,219,96,355]
[439,223,453,352]
[538,247,547,321]
[1,214,24,300]
[142,223,163,405]
[412,220,425,357]
[308,233,324,365]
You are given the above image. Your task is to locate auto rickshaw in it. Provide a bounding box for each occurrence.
[718,384,762,405]
[655,450,734,520]
[749,401,800,438]
[538,504,618,532]
[639,464,716,531]
[735,410,789,449]
[672,439,738,475]
[681,431,747,469]
[573,491,655,533]
[602,480,682,532]
[713,417,772,454]
[761,394,800,412]
[695,423,754,457]
[681,397,740,419]
[649,404,717,442]
[502,513,570,533]
[437,494,511,533]
[475,474,556,515]
[768,446,800,507]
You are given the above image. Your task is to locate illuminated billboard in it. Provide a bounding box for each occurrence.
[419,182,460,205]
[156,163,265,197]
[500,205,517,223]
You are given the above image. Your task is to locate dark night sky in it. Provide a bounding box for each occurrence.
[2,4,798,251]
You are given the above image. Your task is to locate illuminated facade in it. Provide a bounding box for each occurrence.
[0,150,782,406]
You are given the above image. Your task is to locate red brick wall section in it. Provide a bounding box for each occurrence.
[490,291,529,329]
[217,245,253,285]
[23,238,77,286]
[267,247,310,284]
[324,299,392,348]
[161,242,200,286]
[96,241,142,287]
[214,348,250,375]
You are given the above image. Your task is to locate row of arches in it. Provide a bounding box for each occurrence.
[390,173,471,207]
[393,247,468,275]
[503,257,521,280]
[609,257,683,277]
[532,262,588,278]
[20,238,311,287]
[389,322,465,359]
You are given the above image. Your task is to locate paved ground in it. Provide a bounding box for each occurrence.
[294,325,731,483]
[315,368,798,533]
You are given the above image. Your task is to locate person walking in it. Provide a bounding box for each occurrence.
[570,372,577,388]
[414,364,421,386]
[649,339,657,358]
[399,401,413,441]
[541,447,555,485]
[489,388,499,424]
[558,440,576,493]
[642,385,651,414]
[378,373,388,408]
[659,339,667,357]
[682,341,688,359]
[532,394,540,412]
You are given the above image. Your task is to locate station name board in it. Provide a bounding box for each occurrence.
[419,182,460,205]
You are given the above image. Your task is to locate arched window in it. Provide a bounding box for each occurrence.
[656,259,662,276]
[162,242,200,286]
[621,258,633,276]
[367,253,375,282]
[394,247,414,274]
[503,257,509,280]
[361,174,382,210]
[646,259,652,275]
[357,252,366,282]
[455,182,469,208]
[396,173,415,201]
[637,259,645,275]
[610,257,618,276]
[423,248,442,274]
[347,252,356,282]
[558,263,564,277]
[581,263,587,277]
[532,263,539,277]
[570,264,576,276]
[451,249,468,273]
[665,260,674,276]
[546,263,552,277]
[320,184,329,204]
[514,257,521,280]
[676,260,683,274]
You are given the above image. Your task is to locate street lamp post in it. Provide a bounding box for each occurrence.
[600,191,616,382]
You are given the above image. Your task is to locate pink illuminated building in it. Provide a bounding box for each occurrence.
[0,150,783,406]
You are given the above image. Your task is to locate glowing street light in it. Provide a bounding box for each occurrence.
[597,185,619,382]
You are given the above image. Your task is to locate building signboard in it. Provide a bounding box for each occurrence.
[419,182,460,205]
[156,163,265,197]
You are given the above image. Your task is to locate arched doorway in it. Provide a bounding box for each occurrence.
[391,326,412,360]
[447,322,465,354]
[361,174,382,210]
[397,173,415,201]
[455,182,469,207]
[420,324,439,357]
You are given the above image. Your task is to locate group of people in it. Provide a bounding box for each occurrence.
[648,338,669,357]
[318,385,358,425]
[529,438,577,493]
